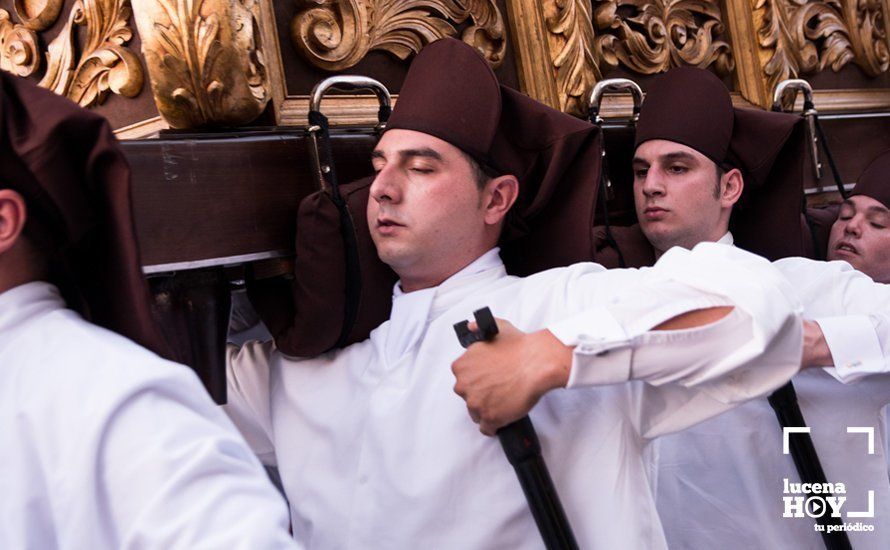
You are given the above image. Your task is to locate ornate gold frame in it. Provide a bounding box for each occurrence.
[25,0,882,133]
[266,0,890,128]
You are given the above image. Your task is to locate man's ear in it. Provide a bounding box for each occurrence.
[483,175,519,226]
[0,189,27,256]
[721,168,744,208]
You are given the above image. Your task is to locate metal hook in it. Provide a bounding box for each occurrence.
[587,78,644,201]
[588,78,644,126]
[773,79,822,180]
[307,76,392,191]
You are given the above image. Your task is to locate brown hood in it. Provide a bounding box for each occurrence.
[0,72,171,358]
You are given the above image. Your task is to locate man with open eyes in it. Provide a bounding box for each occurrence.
[612,67,890,549]
[467,67,890,548]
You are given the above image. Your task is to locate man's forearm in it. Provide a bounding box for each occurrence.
[801,320,832,369]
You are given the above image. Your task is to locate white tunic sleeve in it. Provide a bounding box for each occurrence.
[775,257,890,383]
[225,340,278,465]
[548,243,804,436]
[98,364,297,549]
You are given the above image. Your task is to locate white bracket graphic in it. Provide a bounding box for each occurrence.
[783,427,811,455]
[847,426,875,455]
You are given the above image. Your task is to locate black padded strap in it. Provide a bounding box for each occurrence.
[597,137,626,268]
[378,104,392,124]
[307,109,362,349]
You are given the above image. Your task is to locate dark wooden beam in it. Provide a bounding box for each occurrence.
[122,129,377,273]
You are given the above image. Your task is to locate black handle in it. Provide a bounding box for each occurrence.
[768,382,852,550]
[454,308,579,550]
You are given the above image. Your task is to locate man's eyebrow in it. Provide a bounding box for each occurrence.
[370,148,443,162]
[867,205,890,216]
[631,156,649,166]
[661,151,697,163]
[398,148,443,161]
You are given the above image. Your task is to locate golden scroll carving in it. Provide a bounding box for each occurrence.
[131,0,270,128]
[290,0,506,70]
[0,10,39,76]
[0,0,143,108]
[544,0,598,113]
[545,0,734,114]
[755,0,889,96]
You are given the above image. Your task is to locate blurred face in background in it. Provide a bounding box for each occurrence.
[828,195,890,283]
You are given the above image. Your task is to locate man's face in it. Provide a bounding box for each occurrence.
[368,129,489,290]
[633,140,731,253]
[827,195,890,282]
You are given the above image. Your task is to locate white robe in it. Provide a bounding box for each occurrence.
[656,235,890,549]
[226,243,802,549]
[0,282,297,549]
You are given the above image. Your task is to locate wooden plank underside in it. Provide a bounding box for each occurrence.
[123,130,378,270]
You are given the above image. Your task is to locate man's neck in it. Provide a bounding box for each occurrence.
[653,230,733,260]
[397,248,500,294]
[0,270,41,296]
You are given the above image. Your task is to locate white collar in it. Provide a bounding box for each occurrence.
[392,248,504,299]
[0,281,65,351]
[717,231,735,246]
[383,248,507,364]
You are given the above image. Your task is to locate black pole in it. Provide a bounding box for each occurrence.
[768,382,852,550]
[454,307,579,550]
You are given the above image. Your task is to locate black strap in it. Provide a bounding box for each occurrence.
[768,383,853,550]
[804,98,848,199]
[378,103,392,124]
[596,132,626,268]
[307,110,362,349]
[769,96,849,549]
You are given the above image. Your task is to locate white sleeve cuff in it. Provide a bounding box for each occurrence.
[819,315,886,384]
[547,307,633,388]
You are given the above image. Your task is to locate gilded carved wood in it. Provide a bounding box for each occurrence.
[131,0,270,128]
[0,0,143,107]
[544,0,598,113]
[0,10,39,76]
[14,0,63,30]
[543,0,734,114]
[754,0,889,98]
[41,0,144,107]
[37,0,886,131]
[290,0,506,70]
[594,0,734,75]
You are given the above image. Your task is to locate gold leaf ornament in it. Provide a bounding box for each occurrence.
[0,10,40,77]
[593,0,734,76]
[547,0,601,114]
[132,0,270,128]
[545,0,733,115]
[753,0,889,100]
[843,0,890,75]
[38,0,144,108]
[291,0,506,71]
[14,0,64,31]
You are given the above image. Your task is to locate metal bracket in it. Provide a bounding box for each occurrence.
[307,75,392,191]
[588,78,644,125]
[773,79,823,180]
[587,78,644,201]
